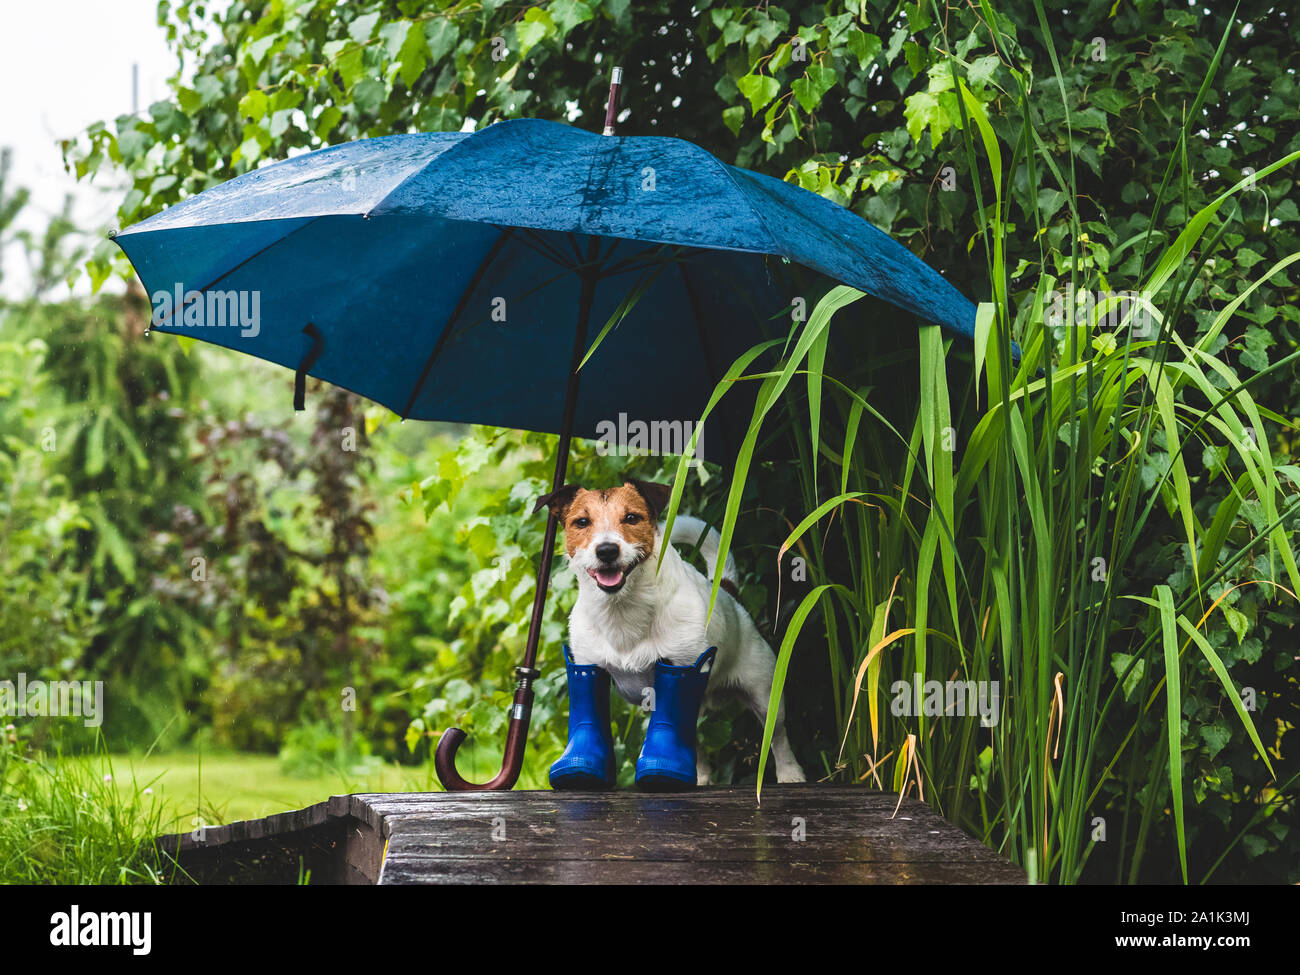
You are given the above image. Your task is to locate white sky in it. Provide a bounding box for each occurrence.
[0,0,182,297]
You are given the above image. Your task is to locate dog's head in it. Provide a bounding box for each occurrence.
[533,479,672,595]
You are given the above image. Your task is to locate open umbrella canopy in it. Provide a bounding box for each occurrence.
[113,117,983,462]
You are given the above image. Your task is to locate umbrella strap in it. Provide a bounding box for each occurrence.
[294,322,324,411]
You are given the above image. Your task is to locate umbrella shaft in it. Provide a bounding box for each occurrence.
[522,238,601,671]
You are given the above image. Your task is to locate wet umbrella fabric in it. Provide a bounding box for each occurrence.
[114,118,983,461]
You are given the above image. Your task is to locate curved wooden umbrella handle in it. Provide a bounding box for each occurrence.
[434,667,540,791]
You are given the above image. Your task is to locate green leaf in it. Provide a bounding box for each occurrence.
[846,29,882,70]
[966,54,1000,88]
[84,414,107,477]
[1089,87,1132,115]
[550,0,594,34]
[378,20,413,59]
[268,107,294,139]
[352,79,387,114]
[1201,722,1231,760]
[424,19,458,63]
[245,34,276,66]
[176,87,201,116]
[1110,653,1146,701]
[755,584,840,802]
[904,90,941,146]
[791,63,836,113]
[87,506,136,584]
[517,7,555,54]
[314,106,343,141]
[238,89,268,121]
[737,73,780,115]
[1220,602,1249,644]
[194,74,223,107]
[337,45,366,90]
[973,301,994,407]
[1155,585,1188,884]
[235,135,263,166]
[397,20,430,87]
[347,12,381,43]
[1176,615,1274,777]
[722,105,745,137]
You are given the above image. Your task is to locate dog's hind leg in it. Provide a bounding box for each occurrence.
[695,749,713,787]
[734,630,808,783]
[749,694,806,783]
[737,662,806,783]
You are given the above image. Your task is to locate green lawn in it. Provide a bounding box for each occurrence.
[0,746,540,883]
[91,752,443,832]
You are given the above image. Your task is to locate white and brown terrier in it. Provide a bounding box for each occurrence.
[535,478,806,784]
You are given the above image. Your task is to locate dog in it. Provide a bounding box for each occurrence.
[535,478,806,785]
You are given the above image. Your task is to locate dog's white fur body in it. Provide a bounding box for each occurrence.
[566,514,806,785]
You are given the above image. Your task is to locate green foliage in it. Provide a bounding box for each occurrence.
[31,293,209,747]
[0,336,99,751]
[0,148,32,292]
[149,383,393,762]
[673,6,1299,883]
[0,736,172,884]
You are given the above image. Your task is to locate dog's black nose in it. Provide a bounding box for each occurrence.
[595,542,620,564]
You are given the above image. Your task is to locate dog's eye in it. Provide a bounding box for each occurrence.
[572,517,590,528]
[623,513,641,524]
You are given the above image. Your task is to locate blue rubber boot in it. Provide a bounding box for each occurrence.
[549,646,615,790]
[635,648,716,791]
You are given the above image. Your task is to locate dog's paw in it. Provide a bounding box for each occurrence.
[776,765,807,784]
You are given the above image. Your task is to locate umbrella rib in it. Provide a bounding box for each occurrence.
[149,215,324,329]
[399,227,513,420]
[428,262,582,346]
[599,259,669,279]
[705,158,782,259]
[605,245,711,279]
[601,243,675,276]
[598,236,622,264]
[516,227,576,269]
[676,260,736,460]
[565,232,586,264]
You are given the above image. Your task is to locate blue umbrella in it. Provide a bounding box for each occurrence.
[114,92,987,791]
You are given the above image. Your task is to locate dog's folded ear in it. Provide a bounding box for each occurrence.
[534,484,581,518]
[625,478,673,519]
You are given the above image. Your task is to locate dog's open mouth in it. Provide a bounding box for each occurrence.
[588,566,630,593]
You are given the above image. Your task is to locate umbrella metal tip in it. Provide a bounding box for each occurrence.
[603,66,624,137]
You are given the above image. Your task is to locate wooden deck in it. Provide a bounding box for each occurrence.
[156,785,1025,885]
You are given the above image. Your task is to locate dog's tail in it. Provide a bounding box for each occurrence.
[669,515,740,598]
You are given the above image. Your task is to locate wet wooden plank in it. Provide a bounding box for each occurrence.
[371,786,1024,885]
[378,856,1021,885]
[152,784,1024,884]
[154,795,377,884]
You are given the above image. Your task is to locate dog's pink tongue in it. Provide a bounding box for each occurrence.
[592,568,624,587]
